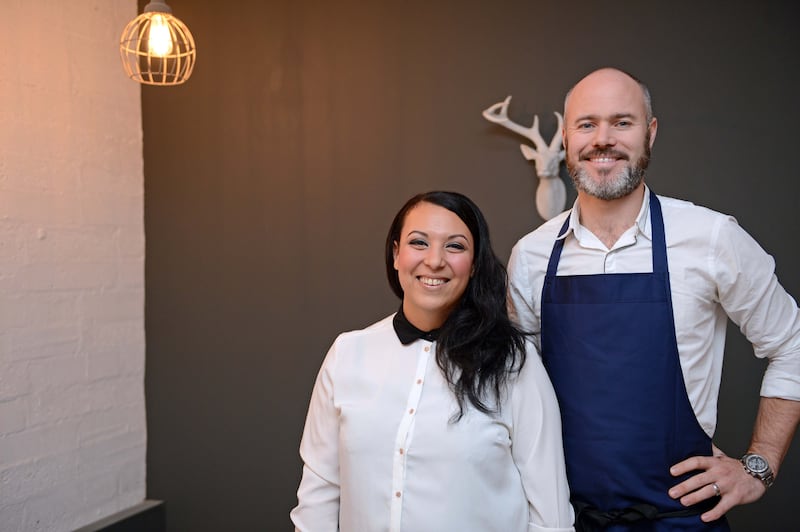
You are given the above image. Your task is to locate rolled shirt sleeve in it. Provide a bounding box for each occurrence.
[712,216,800,401]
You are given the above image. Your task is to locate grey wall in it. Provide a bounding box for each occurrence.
[142,1,800,530]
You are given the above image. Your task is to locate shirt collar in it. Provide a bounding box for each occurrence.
[560,184,653,242]
[393,306,440,345]
[633,184,652,240]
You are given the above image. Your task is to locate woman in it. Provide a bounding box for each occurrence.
[290,191,573,532]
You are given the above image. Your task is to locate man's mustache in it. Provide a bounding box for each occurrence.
[580,150,629,161]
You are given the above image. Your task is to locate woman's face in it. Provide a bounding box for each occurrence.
[393,202,474,331]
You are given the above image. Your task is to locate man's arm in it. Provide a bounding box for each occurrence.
[668,396,800,522]
[507,242,538,334]
[749,396,800,477]
[667,215,800,521]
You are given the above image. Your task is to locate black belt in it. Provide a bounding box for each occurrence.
[573,498,718,532]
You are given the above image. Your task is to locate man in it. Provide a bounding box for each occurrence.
[507,67,800,530]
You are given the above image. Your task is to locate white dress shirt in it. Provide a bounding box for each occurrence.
[290,314,575,532]
[508,186,800,437]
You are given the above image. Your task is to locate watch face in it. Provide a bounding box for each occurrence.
[746,454,768,473]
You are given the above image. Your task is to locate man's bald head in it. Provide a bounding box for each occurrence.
[564,68,653,124]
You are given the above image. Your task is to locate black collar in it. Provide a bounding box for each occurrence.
[392,307,440,345]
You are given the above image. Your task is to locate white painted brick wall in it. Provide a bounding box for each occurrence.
[0,1,147,531]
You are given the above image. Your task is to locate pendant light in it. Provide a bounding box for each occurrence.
[120,0,197,86]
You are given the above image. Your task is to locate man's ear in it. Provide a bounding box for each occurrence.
[648,117,658,148]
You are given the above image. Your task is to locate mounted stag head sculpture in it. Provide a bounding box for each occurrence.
[482,96,566,220]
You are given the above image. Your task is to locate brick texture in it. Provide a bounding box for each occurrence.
[0,1,146,530]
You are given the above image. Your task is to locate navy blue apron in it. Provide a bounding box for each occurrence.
[541,191,729,531]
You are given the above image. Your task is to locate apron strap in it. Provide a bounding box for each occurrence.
[546,189,668,277]
[573,497,717,532]
[649,190,668,274]
[545,216,570,278]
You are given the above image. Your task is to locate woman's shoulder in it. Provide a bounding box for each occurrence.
[323,314,404,373]
[332,313,397,347]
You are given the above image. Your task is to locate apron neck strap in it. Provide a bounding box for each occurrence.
[546,189,668,276]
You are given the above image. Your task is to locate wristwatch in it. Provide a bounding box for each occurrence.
[741,453,774,488]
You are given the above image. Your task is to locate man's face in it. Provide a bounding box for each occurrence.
[563,69,657,201]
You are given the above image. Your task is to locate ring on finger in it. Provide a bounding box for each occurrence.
[711,482,721,497]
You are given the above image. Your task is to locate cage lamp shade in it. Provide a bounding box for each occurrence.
[120,0,196,86]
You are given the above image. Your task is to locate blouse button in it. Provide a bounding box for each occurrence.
[395,491,402,498]
[408,408,415,414]
[416,379,422,385]
[399,448,404,455]
[424,346,430,352]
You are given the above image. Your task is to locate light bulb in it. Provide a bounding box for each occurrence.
[148,14,174,57]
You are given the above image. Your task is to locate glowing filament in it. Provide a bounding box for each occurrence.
[148,14,174,56]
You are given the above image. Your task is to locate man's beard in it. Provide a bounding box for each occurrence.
[566,136,651,201]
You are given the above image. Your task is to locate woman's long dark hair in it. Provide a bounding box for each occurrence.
[385,191,528,420]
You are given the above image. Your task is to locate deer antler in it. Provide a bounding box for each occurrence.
[483,96,539,144]
[483,96,562,152]
[483,96,567,220]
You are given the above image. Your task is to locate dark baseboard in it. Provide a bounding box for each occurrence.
[73,500,165,532]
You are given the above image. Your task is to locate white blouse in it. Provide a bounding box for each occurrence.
[290,314,574,532]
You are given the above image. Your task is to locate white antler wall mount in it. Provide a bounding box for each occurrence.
[482,96,566,221]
